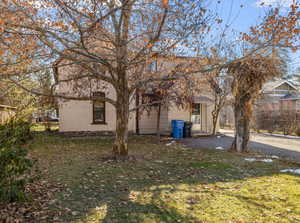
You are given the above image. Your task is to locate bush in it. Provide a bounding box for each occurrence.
[0,118,32,147]
[0,118,34,202]
[0,146,33,202]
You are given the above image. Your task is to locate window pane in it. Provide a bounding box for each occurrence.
[192,104,201,115]
[93,92,105,123]
[94,108,104,122]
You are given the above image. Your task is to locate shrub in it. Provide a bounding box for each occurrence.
[0,118,34,202]
[0,118,32,147]
[0,146,33,202]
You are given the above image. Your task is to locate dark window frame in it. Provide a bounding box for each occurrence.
[92,92,106,125]
[192,103,201,115]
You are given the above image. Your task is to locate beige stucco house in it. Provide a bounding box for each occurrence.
[53,30,218,135]
[55,62,218,136]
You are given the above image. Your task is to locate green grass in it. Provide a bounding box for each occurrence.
[27,134,300,223]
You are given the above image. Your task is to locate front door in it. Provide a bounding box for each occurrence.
[191,103,202,131]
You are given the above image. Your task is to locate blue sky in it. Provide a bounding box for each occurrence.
[214,0,294,32]
[208,0,299,75]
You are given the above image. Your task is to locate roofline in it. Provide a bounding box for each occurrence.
[272,80,298,91]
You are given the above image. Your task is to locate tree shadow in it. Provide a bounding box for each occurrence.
[33,134,300,223]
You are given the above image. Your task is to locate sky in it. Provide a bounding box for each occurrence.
[31,0,299,75]
[208,0,299,76]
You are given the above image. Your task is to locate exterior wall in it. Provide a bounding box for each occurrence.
[57,56,217,134]
[59,100,136,132]
[139,106,169,134]
[57,63,136,133]
[168,102,217,134]
[138,100,218,135]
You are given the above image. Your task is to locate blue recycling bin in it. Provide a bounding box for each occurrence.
[171,120,184,138]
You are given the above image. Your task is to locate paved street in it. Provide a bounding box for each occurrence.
[183,130,300,163]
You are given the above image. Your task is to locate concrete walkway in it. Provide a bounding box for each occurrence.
[183,129,300,163]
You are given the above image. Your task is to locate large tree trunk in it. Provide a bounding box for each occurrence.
[231,101,251,152]
[113,95,129,158]
[112,0,132,158]
[113,69,130,158]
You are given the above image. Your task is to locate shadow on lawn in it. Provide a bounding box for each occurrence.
[31,134,300,223]
[59,164,295,222]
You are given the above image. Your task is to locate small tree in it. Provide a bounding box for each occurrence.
[140,72,202,142]
[228,4,300,152]
[228,55,283,152]
[208,70,231,135]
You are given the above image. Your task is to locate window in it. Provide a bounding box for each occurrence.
[191,103,202,124]
[192,103,201,115]
[93,92,105,124]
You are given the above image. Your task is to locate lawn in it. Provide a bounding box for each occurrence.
[15,134,300,222]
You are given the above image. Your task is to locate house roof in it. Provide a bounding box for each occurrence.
[263,80,298,92]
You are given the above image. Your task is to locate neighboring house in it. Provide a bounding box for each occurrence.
[54,56,218,135]
[0,104,16,124]
[254,79,300,132]
[257,79,299,112]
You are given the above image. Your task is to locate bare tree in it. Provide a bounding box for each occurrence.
[207,70,231,135]
[1,1,300,157]
[1,0,212,158]
[228,54,284,152]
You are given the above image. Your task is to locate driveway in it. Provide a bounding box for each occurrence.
[183,129,300,163]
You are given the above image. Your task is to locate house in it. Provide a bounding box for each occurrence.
[254,79,300,132]
[257,79,299,112]
[54,56,218,136]
[0,104,16,124]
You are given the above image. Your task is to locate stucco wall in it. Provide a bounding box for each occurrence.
[139,106,169,134]
[57,62,136,133]
[168,105,190,124]
[57,58,217,134]
[138,101,218,135]
[59,99,136,132]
